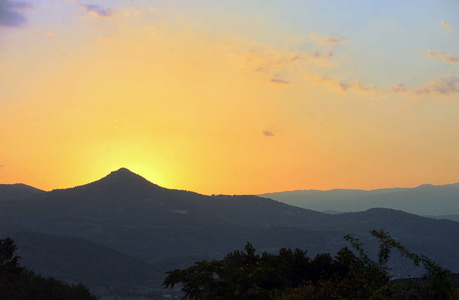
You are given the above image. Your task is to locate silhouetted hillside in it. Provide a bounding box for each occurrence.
[0,168,325,260]
[1,168,459,298]
[259,183,459,216]
[0,184,45,201]
[7,231,161,298]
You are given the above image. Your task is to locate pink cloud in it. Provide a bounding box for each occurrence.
[441,19,454,32]
[390,83,409,93]
[415,75,459,96]
[317,35,347,46]
[246,49,301,73]
[270,78,290,85]
[427,50,459,64]
[310,34,347,58]
[307,74,380,98]
[79,3,114,18]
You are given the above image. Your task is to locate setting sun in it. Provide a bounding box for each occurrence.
[1,1,459,195]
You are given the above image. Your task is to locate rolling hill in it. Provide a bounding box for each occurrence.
[259,183,459,217]
[0,183,45,201]
[1,168,459,298]
[9,231,162,298]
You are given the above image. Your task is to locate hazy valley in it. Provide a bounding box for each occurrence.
[260,183,459,221]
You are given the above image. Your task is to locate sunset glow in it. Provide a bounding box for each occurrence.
[1,0,459,194]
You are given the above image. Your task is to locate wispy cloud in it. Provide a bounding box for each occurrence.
[427,50,459,64]
[242,35,384,98]
[414,75,459,96]
[245,49,301,73]
[307,74,380,98]
[310,34,347,58]
[244,46,336,84]
[316,35,347,46]
[390,83,409,93]
[270,78,290,85]
[0,0,32,28]
[245,34,347,74]
[391,77,459,97]
[441,19,454,32]
[244,48,332,88]
[79,3,113,18]
[122,8,139,17]
[263,130,275,137]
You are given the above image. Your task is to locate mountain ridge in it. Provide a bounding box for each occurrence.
[48,168,165,195]
[3,168,458,201]
[2,169,459,298]
[259,182,459,216]
[0,183,45,201]
[270,182,459,193]
[0,168,326,262]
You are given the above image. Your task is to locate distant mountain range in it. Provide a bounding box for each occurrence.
[259,183,459,220]
[1,168,459,299]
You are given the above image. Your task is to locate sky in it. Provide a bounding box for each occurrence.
[1,0,459,195]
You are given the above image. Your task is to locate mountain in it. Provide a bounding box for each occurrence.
[259,182,459,216]
[431,215,459,222]
[0,183,45,201]
[1,168,459,298]
[8,231,163,298]
[0,168,326,261]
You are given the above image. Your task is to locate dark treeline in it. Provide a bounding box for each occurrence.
[0,238,97,300]
[164,230,459,299]
[2,230,458,299]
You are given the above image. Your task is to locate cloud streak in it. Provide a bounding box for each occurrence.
[245,34,347,74]
[79,3,113,17]
[270,78,290,85]
[0,0,32,28]
[441,19,454,32]
[242,35,384,98]
[427,50,459,64]
[263,130,275,137]
[316,35,347,46]
[245,49,301,73]
[390,83,409,94]
[414,75,459,96]
[310,34,347,58]
[307,74,380,98]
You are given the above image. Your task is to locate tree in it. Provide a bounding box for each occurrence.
[0,238,23,300]
[368,229,458,300]
[164,230,459,299]
[0,237,98,300]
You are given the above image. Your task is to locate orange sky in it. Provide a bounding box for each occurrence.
[1,1,459,195]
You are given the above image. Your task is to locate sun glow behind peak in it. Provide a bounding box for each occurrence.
[1,1,459,195]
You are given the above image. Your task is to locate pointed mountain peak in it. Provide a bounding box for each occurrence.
[65,168,166,197]
[114,167,132,173]
[99,168,153,185]
[107,167,140,178]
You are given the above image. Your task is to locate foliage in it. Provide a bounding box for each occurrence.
[0,237,98,300]
[0,238,23,299]
[369,229,458,300]
[164,229,459,299]
[12,269,98,300]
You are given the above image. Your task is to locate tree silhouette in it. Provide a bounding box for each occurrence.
[0,237,97,300]
[0,238,22,300]
[164,230,459,299]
